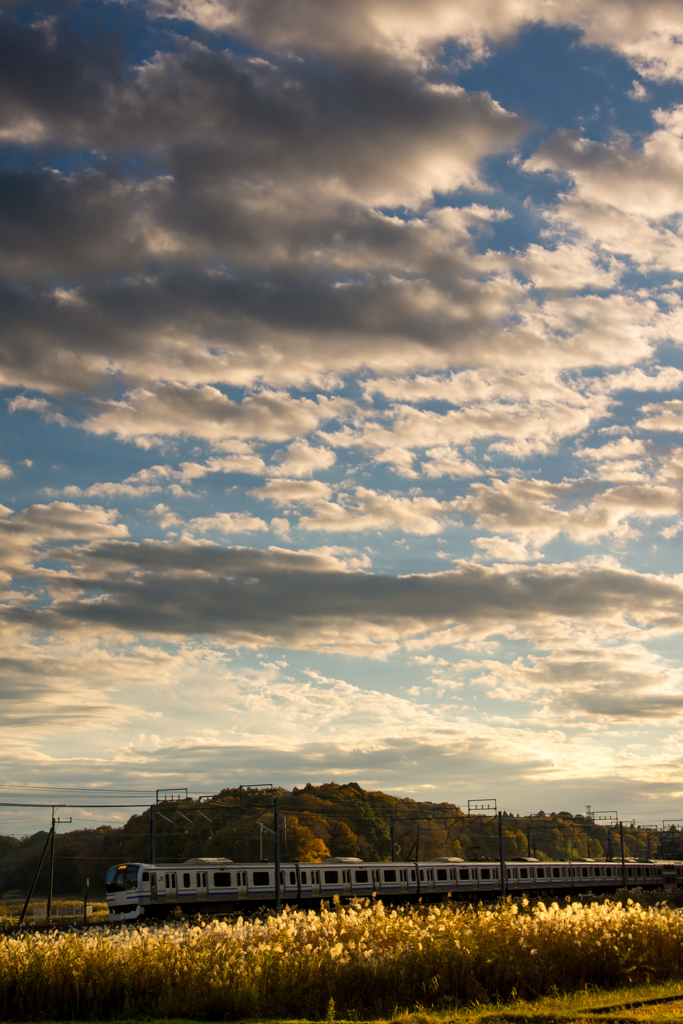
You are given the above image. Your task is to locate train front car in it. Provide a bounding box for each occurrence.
[106,863,146,921]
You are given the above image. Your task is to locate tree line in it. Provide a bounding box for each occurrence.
[0,782,675,897]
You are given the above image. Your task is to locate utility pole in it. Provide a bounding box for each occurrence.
[47,811,56,923]
[620,821,627,889]
[498,811,506,899]
[415,823,420,863]
[19,825,53,926]
[526,821,531,858]
[391,816,396,862]
[274,798,281,911]
[149,804,156,865]
[47,812,71,923]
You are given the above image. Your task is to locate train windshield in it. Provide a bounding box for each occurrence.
[106,864,140,892]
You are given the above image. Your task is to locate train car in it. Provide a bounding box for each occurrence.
[105,854,682,921]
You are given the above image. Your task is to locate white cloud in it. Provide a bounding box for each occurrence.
[81,386,349,447]
[638,399,683,432]
[188,511,269,534]
[297,486,459,535]
[252,478,334,506]
[268,440,336,478]
[146,0,683,84]
[457,476,683,552]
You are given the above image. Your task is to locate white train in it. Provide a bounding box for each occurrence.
[105,854,682,920]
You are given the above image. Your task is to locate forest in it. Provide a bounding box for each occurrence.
[0,782,677,898]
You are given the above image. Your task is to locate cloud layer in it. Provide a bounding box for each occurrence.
[1,0,683,817]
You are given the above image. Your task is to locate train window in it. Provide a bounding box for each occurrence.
[628,867,634,876]
[552,867,559,878]
[411,869,416,881]
[481,868,491,880]
[290,871,296,885]
[520,868,528,879]
[324,870,339,884]
[506,868,511,879]
[606,867,612,877]
[183,873,190,887]
[106,865,139,892]
[459,869,470,881]
[428,869,434,881]
[420,869,424,881]
[301,872,307,884]
[582,867,588,877]
[493,869,499,879]
[172,874,176,887]
[214,872,231,887]
[166,874,170,887]
[437,869,447,881]
[142,872,149,882]
[355,870,368,883]
[253,871,270,886]
[537,868,544,878]
[384,869,396,882]
[646,867,651,876]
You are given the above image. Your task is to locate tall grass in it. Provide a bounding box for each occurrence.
[0,897,681,1021]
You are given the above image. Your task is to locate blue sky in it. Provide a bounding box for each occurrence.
[2,0,683,834]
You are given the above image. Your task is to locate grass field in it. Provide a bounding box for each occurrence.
[1,897,683,1021]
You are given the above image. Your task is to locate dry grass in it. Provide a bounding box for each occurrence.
[0,897,681,1021]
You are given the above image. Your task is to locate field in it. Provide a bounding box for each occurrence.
[1,896,683,1021]
[0,899,109,925]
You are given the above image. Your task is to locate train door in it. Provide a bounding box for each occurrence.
[401,868,409,893]
[235,870,248,898]
[196,871,208,900]
[343,869,352,895]
[150,872,158,903]
[426,868,435,891]
[165,872,177,900]
[311,869,321,896]
[372,868,381,892]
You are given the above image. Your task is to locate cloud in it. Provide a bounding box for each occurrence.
[457,476,683,552]
[638,399,683,432]
[146,0,683,84]
[525,107,683,272]
[7,540,683,657]
[251,479,334,506]
[0,501,128,583]
[341,368,616,465]
[463,643,683,721]
[187,512,269,534]
[268,440,336,478]
[81,386,347,447]
[297,486,459,535]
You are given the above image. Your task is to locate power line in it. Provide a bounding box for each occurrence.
[0,802,153,809]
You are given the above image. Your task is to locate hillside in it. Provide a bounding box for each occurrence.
[0,782,675,897]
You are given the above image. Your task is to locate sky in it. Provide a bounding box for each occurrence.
[3,0,683,835]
